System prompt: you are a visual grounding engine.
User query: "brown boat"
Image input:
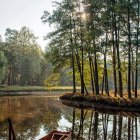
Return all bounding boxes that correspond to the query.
[39,130,71,140]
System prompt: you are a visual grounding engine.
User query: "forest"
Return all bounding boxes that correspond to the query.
[41,0,140,99]
[0,27,46,86]
[0,1,140,139]
[0,27,72,87]
[0,0,140,99]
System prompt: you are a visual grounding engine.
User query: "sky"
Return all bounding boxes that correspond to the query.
[0,0,57,50]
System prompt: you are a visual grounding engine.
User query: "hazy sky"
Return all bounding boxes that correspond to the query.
[0,0,57,50]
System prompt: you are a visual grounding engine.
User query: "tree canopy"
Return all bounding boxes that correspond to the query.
[0,27,47,86]
[42,0,140,98]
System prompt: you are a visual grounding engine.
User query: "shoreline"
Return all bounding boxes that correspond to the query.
[61,99,140,112]
[0,91,64,97]
[0,86,73,96]
[60,93,140,113]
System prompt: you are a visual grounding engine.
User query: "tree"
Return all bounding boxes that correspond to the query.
[135,0,140,98]
[0,51,7,85]
[42,0,139,97]
[2,27,44,85]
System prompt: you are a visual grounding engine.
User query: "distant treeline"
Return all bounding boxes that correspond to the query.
[0,27,46,86]
[0,27,72,86]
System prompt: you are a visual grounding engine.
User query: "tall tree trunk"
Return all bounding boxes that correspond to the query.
[127,0,132,99]
[80,24,84,95]
[94,51,99,95]
[101,73,105,95]
[112,25,117,96]
[113,0,123,97]
[131,52,134,92]
[89,54,95,93]
[93,35,99,95]
[73,15,83,94]
[86,23,95,94]
[72,43,76,93]
[78,0,84,94]
[81,44,84,94]
[117,25,123,97]
[104,32,109,96]
[69,15,76,93]
[135,0,139,98]
[75,49,88,95]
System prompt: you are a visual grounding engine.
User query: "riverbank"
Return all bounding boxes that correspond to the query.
[0,86,77,92]
[60,92,140,112]
[0,86,74,96]
[0,91,64,97]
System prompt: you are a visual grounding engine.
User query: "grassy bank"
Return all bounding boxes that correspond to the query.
[0,86,80,92]
[0,86,77,96]
[0,86,47,92]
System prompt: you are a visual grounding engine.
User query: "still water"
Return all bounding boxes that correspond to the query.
[0,95,140,140]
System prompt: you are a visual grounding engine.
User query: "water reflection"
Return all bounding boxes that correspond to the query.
[71,108,140,140]
[0,96,140,140]
[0,96,72,140]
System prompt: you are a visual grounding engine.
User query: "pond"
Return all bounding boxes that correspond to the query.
[0,95,140,140]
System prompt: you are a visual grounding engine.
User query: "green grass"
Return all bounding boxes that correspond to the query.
[0,86,46,92]
[48,86,81,90]
[0,85,80,92]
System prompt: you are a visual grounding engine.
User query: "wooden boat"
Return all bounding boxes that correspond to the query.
[39,130,71,140]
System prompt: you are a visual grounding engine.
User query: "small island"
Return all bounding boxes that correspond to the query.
[60,92,140,112]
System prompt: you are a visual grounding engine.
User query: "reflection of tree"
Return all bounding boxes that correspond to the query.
[102,113,109,140]
[1,97,140,139]
[112,115,117,140]
[71,108,140,140]
[0,121,8,140]
[15,117,41,140]
[135,118,138,140]
[42,110,61,132]
[118,116,122,140]
[93,112,99,140]
[72,108,76,140]
[128,118,131,140]
[0,96,70,140]
[88,111,93,140]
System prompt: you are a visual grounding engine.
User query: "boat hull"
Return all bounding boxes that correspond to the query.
[39,130,71,140]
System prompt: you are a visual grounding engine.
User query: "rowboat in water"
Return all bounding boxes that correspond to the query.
[39,130,71,140]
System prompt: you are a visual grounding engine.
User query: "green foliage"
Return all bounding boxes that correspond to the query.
[42,0,140,97]
[0,51,7,68]
[0,51,7,84]
[1,26,45,86]
[0,86,46,92]
[44,73,60,89]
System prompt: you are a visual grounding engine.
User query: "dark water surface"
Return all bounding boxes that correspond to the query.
[0,95,140,140]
